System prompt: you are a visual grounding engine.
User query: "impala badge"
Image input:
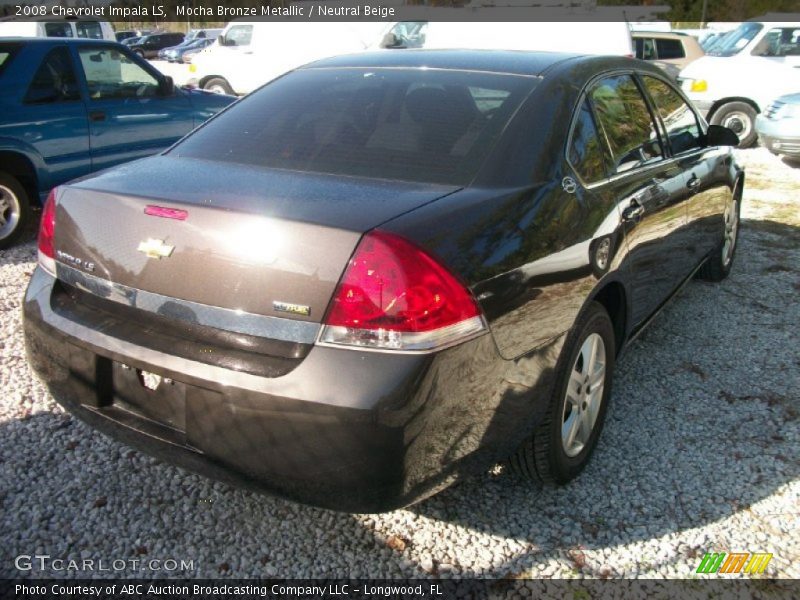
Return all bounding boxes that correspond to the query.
[137,238,174,259]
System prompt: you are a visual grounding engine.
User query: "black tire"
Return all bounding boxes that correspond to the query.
[203,77,234,95]
[510,302,615,485]
[697,192,741,282]
[710,102,758,148]
[0,171,31,250]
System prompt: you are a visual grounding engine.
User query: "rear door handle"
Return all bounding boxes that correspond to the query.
[622,199,645,222]
[687,174,701,191]
[89,111,106,122]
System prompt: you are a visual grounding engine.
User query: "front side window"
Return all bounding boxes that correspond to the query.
[656,38,685,60]
[44,23,73,38]
[0,43,19,76]
[171,67,536,186]
[642,76,702,154]
[222,25,253,47]
[752,27,800,57]
[76,21,103,39]
[590,75,662,173]
[78,47,159,100]
[25,47,80,104]
[568,99,609,183]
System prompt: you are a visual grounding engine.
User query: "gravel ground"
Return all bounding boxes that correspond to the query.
[0,148,798,580]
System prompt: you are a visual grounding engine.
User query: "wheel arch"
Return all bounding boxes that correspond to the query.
[589,280,628,358]
[0,149,40,206]
[707,97,761,120]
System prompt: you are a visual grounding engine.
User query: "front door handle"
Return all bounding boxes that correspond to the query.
[622,199,645,222]
[687,174,701,191]
[89,111,106,122]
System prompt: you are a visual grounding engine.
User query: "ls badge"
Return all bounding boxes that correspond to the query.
[137,238,174,259]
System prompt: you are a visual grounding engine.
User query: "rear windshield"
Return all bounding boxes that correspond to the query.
[171,67,536,185]
[0,44,19,76]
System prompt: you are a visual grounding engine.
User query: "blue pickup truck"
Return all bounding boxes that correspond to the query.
[0,38,235,248]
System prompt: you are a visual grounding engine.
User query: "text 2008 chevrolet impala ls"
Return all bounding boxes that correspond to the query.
[23,50,743,512]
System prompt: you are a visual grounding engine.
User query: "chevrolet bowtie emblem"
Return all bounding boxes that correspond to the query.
[137,238,174,259]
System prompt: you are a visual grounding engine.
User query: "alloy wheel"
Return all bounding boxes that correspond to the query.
[562,333,606,458]
[0,184,21,241]
[722,198,739,266]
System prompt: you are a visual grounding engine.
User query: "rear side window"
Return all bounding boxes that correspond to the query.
[0,44,18,76]
[642,76,702,154]
[44,23,73,38]
[171,68,536,186]
[656,38,685,59]
[568,99,608,183]
[24,47,81,104]
[590,75,662,173]
[76,21,103,40]
[635,38,656,60]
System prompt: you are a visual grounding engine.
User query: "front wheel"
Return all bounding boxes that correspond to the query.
[0,172,31,250]
[510,302,615,484]
[203,77,234,95]
[710,102,758,148]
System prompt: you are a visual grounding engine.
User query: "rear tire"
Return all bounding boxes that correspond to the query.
[710,102,758,148]
[510,302,615,485]
[203,77,234,95]
[697,192,741,282]
[0,172,31,250]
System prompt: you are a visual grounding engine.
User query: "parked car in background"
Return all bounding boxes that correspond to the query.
[679,21,800,147]
[121,36,143,47]
[0,18,115,41]
[188,21,379,95]
[160,37,215,62]
[756,93,800,159]
[0,38,235,248]
[186,28,222,41]
[24,50,743,512]
[378,21,634,56]
[128,32,185,59]
[115,31,138,43]
[179,38,215,63]
[633,31,705,69]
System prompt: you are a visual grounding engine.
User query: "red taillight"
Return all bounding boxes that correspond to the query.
[320,230,486,351]
[37,188,57,274]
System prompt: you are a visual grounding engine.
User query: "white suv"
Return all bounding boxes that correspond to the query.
[679,21,800,147]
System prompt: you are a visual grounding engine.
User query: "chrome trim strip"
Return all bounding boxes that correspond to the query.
[55,263,320,344]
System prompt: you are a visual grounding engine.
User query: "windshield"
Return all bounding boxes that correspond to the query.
[171,67,536,186]
[706,23,763,56]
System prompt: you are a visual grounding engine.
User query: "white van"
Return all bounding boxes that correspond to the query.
[188,21,384,95]
[376,22,634,57]
[0,18,115,41]
[679,21,800,147]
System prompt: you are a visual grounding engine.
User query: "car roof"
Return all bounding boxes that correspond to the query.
[304,49,587,77]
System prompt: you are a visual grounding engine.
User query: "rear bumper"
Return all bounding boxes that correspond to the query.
[23,267,563,512]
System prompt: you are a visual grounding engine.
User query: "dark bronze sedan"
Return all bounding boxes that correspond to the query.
[23,50,743,512]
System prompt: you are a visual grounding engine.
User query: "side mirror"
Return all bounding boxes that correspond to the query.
[158,75,175,96]
[705,124,739,147]
[381,32,403,49]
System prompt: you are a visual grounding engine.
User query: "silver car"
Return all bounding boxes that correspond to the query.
[756,94,800,159]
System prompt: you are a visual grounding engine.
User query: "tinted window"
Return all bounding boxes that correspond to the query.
[590,75,662,173]
[635,38,656,60]
[656,38,685,59]
[171,68,535,186]
[78,47,159,99]
[24,47,80,104]
[569,99,608,183]
[44,23,73,38]
[643,76,702,154]
[76,21,103,39]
